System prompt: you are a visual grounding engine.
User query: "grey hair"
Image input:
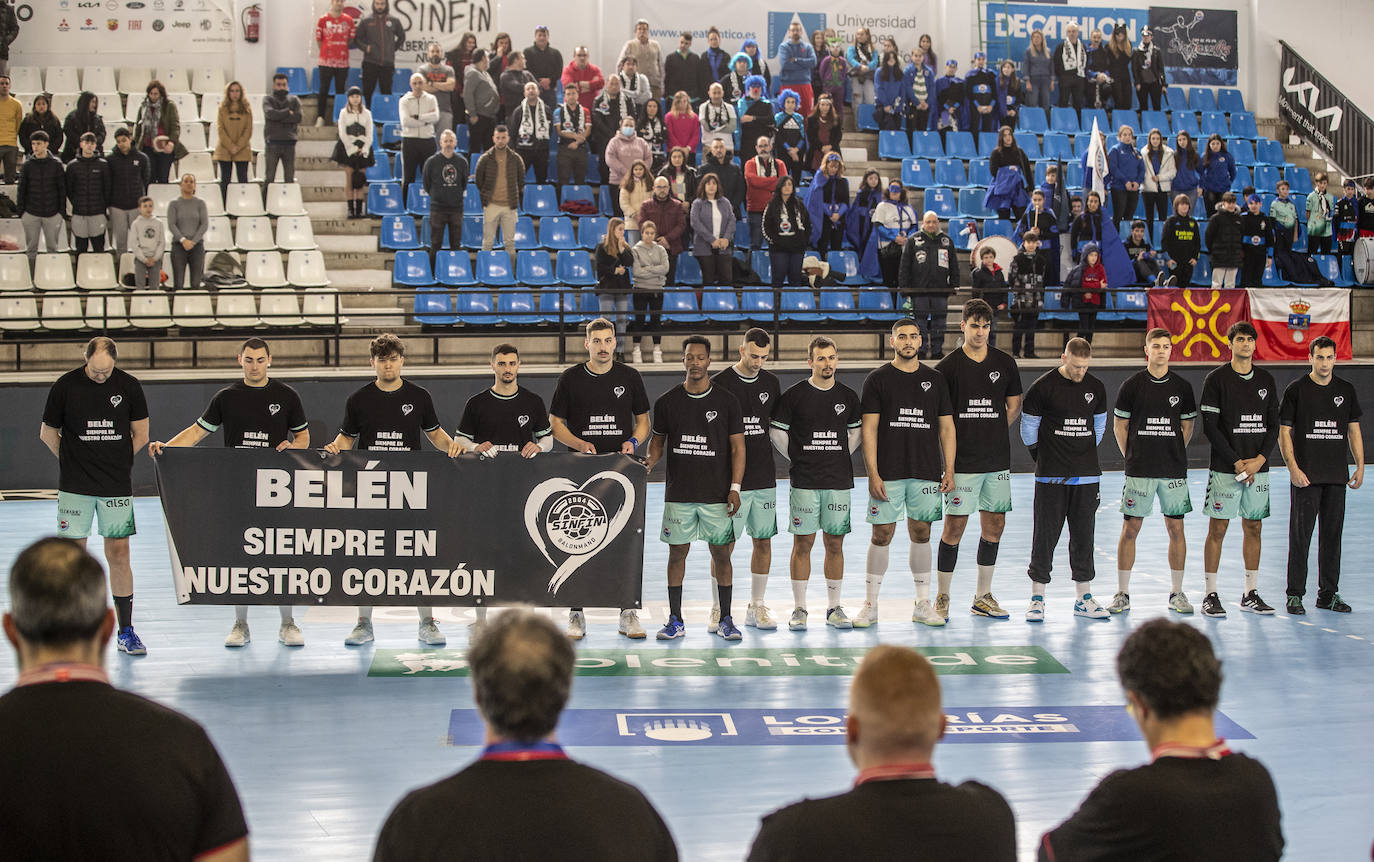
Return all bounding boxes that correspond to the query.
[8,538,109,645]
[468,608,575,742]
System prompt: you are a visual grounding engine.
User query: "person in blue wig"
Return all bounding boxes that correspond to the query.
[737,74,775,159]
[739,38,772,94]
[773,89,807,180]
[807,152,850,250]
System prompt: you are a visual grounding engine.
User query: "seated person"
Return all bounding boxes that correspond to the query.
[1123,219,1163,285]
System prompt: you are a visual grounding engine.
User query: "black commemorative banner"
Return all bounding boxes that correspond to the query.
[1148,7,1237,86]
[154,449,646,607]
[1277,41,1373,182]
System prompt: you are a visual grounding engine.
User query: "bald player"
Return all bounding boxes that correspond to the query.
[747,644,1016,860]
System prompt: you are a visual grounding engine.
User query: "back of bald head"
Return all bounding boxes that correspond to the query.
[850,645,944,756]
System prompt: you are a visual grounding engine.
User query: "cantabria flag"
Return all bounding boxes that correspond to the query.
[1249,288,1352,360]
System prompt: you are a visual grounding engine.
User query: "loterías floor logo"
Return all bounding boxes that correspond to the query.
[524,472,636,594]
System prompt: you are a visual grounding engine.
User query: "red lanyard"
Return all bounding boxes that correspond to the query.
[16,662,109,687]
[1151,739,1231,762]
[480,741,569,762]
[853,762,936,787]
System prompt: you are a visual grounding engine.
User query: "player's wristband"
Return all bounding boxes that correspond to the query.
[628,436,639,449]
[730,483,742,494]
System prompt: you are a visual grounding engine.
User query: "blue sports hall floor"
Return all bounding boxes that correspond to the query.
[1,468,1371,861]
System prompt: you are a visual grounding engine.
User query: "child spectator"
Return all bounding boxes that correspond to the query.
[1017,187,1060,284]
[1010,229,1046,358]
[902,53,935,132]
[1199,134,1236,218]
[1269,179,1298,253]
[1139,128,1175,239]
[1172,130,1202,216]
[127,196,164,289]
[1334,178,1358,260]
[629,220,669,364]
[1238,193,1273,287]
[1123,219,1163,285]
[1070,190,1104,261]
[1204,192,1244,287]
[970,245,1008,345]
[1305,172,1335,256]
[1064,241,1104,342]
[1161,194,1201,286]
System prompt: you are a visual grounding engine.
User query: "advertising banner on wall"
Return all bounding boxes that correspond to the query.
[1147,7,1237,86]
[1277,41,1373,181]
[27,0,232,57]
[156,448,646,607]
[983,4,1148,66]
[321,1,498,69]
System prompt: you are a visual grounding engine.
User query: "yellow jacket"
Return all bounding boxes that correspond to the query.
[0,96,23,148]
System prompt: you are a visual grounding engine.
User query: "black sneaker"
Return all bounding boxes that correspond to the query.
[1286,596,1306,615]
[1201,592,1226,617]
[1316,594,1352,613]
[1240,590,1275,615]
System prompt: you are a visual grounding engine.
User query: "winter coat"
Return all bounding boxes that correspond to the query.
[106,146,150,210]
[903,63,936,113]
[19,107,61,158]
[1131,44,1166,87]
[638,194,687,257]
[603,133,651,186]
[1173,151,1202,193]
[655,164,698,206]
[762,194,811,254]
[595,245,634,293]
[16,154,66,218]
[898,230,959,295]
[664,51,709,102]
[351,6,405,68]
[874,68,906,114]
[630,240,670,292]
[1141,145,1176,193]
[805,171,849,245]
[64,154,111,216]
[463,67,500,120]
[1106,142,1144,191]
[0,2,18,61]
[473,146,525,208]
[60,94,105,162]
[737,96,776,145]
[690,197,736,257]
[1199,150,1237,194]
[1070,210,1104,258]
[743,154,787,213]
[133,97,189,160]
[971,264,1008,310]
[697,153,745,213]
[1064,244,1105,308]
[1204,210,1245,267]
[1010,250,1047,309]
[212,100,254,162]
[1053,39,1088,79]
[590,90,635,152]
[619,181,653,231]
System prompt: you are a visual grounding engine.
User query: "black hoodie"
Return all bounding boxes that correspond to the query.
[1205,208,1244,267]
[65,152,112,216]
[60,92,105,162]
[106,144,151,210]
[697,152,744,212]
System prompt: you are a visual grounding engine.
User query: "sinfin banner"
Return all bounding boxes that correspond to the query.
[1148,7,1238,86]
[155,449,646,607]
[984,5,1147,66]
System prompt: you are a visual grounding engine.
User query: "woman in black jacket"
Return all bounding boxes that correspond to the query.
[1160,193,1201,286]
[656,147,698,207]
[19,94,62,157]
[60,91,106,162]
[595,217,635,356]
[761,176,811,288]
[987,125,1032,219]
[1069,190,1105,261]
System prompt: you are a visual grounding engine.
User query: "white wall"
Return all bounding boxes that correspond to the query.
[1255,0,1374,118]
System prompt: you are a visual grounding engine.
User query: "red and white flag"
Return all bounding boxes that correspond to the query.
[1249,288,1352,360]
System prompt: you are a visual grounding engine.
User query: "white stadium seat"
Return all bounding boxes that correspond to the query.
[148,184,180,219]
[245,251,288,288]
[192,67,227,96]
[167,92,200,123]
[34,254,75,291]
[129,291,174,328]
[8,66,42,95]
[204,216,234,252]
[93,94,123,125]
[172,290,217,327]
[234,216,276,251]
[225,184,266,217]
[75,253,118,291]
[249,123,266,152]
[44,66,81,95]
[174,152,215,183]
[265,183,307,217]
[275,216,317,251]
[118,67,150,95]
[84,292,131,329]
[155,67,191,94]
[302,288,346,326]
[83,66,118,94]
[259,289,305,326]
[287,250,330,287]
[0,294,39,330]
[47,93,78,119]
[193,183,226,218]
[215,290,260,327]
[41,293,86,330]
[201,92,224,122]
[0,218,24,251]
[0,254,33,291]
[179,122,210,154]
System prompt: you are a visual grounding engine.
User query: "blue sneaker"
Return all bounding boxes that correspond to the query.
[656,615,686,640]
[717,615,742,640]
[116,626,147,655]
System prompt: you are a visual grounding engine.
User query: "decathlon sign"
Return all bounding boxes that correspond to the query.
[1278,41,1372,180]
[984,4,1148,65]
[155,448,645,607]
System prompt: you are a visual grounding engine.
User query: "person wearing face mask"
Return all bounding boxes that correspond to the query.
[592,76,636,186]
[604,117,651,189]
[262,72,303,188]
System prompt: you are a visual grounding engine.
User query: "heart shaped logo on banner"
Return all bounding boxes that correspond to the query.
[524,471,636,594]
[109,395,123,407]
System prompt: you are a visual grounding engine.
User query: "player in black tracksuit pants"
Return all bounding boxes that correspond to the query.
[1238,198,1273,287]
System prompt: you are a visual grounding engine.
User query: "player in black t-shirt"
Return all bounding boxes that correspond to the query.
[40,337,150,656]
[712,329,784,631]
[748,644,1016,861]
[324,334,456,648]
[549,318,652,640]
[1278,336,1364,614]
[934,300,1024,622]
[770,336,863,631]
[1039,619,1284,861]
[149,338,310,648]
[0,538,249,861]
[1199,322,1281,618]
[1110,329,1198,616]
[859,318,956,629]
[646,336,746,639]
[1020,337,1110,622]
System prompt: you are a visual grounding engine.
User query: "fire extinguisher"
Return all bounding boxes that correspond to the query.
[241,3,260,43]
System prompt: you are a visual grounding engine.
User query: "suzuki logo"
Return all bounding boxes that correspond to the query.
[1282,66,1343,132]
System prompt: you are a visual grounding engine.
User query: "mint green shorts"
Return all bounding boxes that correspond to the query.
[867,478,944,524]
[731,487,778,540]
[662,501,735,545]
[1121,475,1193,518]
[57,491,137,540]
[943,470,1013,516]
[1204,470,1270,521]
[789,488,852,536]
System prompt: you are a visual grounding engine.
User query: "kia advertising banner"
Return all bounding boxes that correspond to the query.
[1278,41,1374,182]
[1148,7,1238,86]
[155,449,646,607]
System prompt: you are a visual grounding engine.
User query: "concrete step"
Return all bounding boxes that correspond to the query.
[317,233,378,254]
[310,217,375,235]
[302,184,344,202]
[323,250,391,270]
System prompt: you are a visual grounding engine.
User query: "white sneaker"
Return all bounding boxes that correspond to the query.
[826,606,853,629]
[745,602,777,629]
[632,347,643,364]
[224,620,250,648]
[1026,596,1046,623]
[1169,591,1195,614]
[619,609,646,639]
[314,115,325,128]
[707,606,720,634]
[934,592,951,621]
[1107,592,1131,614]
[653,346,663,363]
[418,617,447,645]
[788,607,808,630]
[1073,594,1111,620]
[852,601,879,628]
[278,620,304,647]
[912,599,946,627]
[566,610,586,640]
[344,618,374,645]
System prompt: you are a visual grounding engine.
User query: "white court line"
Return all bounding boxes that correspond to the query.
[1347,635,1364,640]
[1322,628,1339,633]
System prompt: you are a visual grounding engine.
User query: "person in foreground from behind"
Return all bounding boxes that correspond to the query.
[748,644,1016,860]
[1039,619,1283,860]
[373,608,677,861]
[0,538,249,861]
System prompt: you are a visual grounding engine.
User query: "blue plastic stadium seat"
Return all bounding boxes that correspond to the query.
[911,131,944,159]
[379,123,403,148]
[505,216,538,250]
[553,250,596,287]
[371,93,400,124]
[477,250,515,286]
[1255,139,1286,167]
[517,250,557,286]
[1114,288,1148,321]
[393,250,434,287]
[522,184,558,216]
[1110,110,1139,136]
[820,288,861,321]
[367,182,403,217]
[1065,161,1084,189]
[366,152,393,183]
[597,185,615,216]
[405,184,430,216]
[1229,112,1257,139]
[1019,107,1049,133]
[856,104,878,131]
[857,286,899,321]
[1164,86,1187,110]
[1229,166,1251,193]
[827,250,863,283]
[1041,287,1075,321]
[945,132,976,159]
[1285,168,1313,196]
[1051,107,1080,134]
[1253,165,1280,193]
[435,250,477,286]
[983,218,1015,239]
[577,216,608,249]
[741,289,775,321]
[779,288,822,322]
[561,184,596,207]
[1042,132,1073,162]
[948,217,975,250]
[1139,110,1171,136]
[1187,88,1217,113]
[277,67,310,95]
[934,158,966,188]
[495,289,537,325]
[977,132,999,156]
[901,158,934,187]
[1015,131,1043,159]
[460,215,484,249]
[419,216,450,248]
[1217,88,1246,113]
[958,189,995,219]
[462,185,481,212]
[455,287,500,325]
[413,286,457,325]
[1200,112,1229,139]
[878,130,912,160]
[675,252,702,285]
[331,94,349,120]
[1193,254,1212,284]
[925,187,957,218]
[749,251,772,285]
[1034,161,1050,185]
[966,159,992,187]
[662,290,705,323]
[539,216,576,250]
[734,219,751,249]
[537,288,579,324]
[1172,112,1200,139]
[380,215,420,250]
[701,286,745,321]
[1231,140,1256,166]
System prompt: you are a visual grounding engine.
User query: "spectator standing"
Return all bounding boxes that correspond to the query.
[1107,126,1144,229]
[0,74,18,182]
[931,60,966,138]
[847,28,879,108]
[262,73,302,187]
[873,52,906,131]
[903,54,935,133]
[498,51,536,118]
[640,174,686,285]
[592,76,635,186]
[331,86,374,219]
[629,220,668,362]
[18,94,61,159]
[698,82,737,155]
[1064,243,1105,341]
[1085,29,1113,110]
[1017,187,1061,284]
[0,0,17,79]
[1140,128,1175,238]
[697,137,744,215]
[59,92,104,163]
[996,61,1024,128]
[665,90,701,164]
[167,174,208,290]
[106,129,150,253]
[418,42,457,141]
[806,94,843,171]
[777,20,818,116]
[965,52,999,134]
[1070,190,1105,260]
[1132,26,1166,110]
[65,133,110,253]
[1199,134,1235,216]
[314,0,355,127]
[489,32,515,75]
[617,56,652,110]
[1238,194,1273,288]
[807,152,849,251]
[398,73,440,198]
[657,146,698,210]
[1010,229,1046,357]
[464,50,500,156]
[741,39,773,94]
[1334,178,1358,259]
[126,196,163,289]
[701,27,731,85]
[1173,130,1202,216]
[637,97,668,173]
[474,126,524,262]
[762,176,810,289]
[618,160,654,244]
[1205,193,1244,286]
[899,211,959,358]
[15,131,64,268]
[1161,194,1201,286]
[606,115,651,188]
[212,81,253,204]
[988,125,1032,220]
[1053,24,1088,114]
[595,217,635,342]
[351,0,405,108]
[691,173,736,286]
[446,32,478,128]
[133,80,186,184]
[620,20,664,100]
[744,136,787,251]
[1269,180,1298,252]
[870,182,918,292]
[971,246,1009,343]
[509,81,552,185]
[421,130,468,266]
[1306,171,1335,255]
[554,88,590,185]
[1106,26,1134,109]
[817,39,849,121]
[523,26,564,111]
[774,90,806,179]
[561,46,604,115]
[664,33,708,106]
[848,169,883,258]
[721,53,753,103]
[1023,29,1053,111]
[916,34,939,71]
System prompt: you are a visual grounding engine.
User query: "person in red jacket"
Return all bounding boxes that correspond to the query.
[315,0,356,128]
[560,46,604,115]
[743,135,788,253]
[638,175,686,285]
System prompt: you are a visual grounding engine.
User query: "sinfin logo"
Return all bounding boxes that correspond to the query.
[525,472,635,594]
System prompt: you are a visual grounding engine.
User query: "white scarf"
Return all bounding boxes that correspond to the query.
[618,71,640,93]
[855,42,873,64]
[1061,40,1085,75]
[704,101,731,131]
[560,103,585,132]
[752,154,778,177]
[596,91,633,120]
[517,100,550,142]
